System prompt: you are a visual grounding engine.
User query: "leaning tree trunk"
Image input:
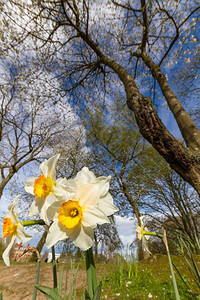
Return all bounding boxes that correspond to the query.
[76,29,200,195]
[29,230,48,262]
[94,232,98,258]
[101,56,200,195]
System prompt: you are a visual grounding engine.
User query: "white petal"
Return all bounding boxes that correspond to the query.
[47,200,65,221]
[40,205,50,225]
[40,194,61,224]
[144,233,150,241]
[142,238,151,254]
[140,216,149,227]
[45,194,58,206]
[4,211,17,226]
[70,224,94,251]
[100,192,113,205]
[40,154,60,180]
[46,220,70,248]
[24,177,36,195]
[82,207,110,228]
[7,195,20,215]
[2,235,16,267]
[136,226,142,240]
[29,197,45,217]
[97,194,119,216]
[75,167,96,186]
[16,223,32,243]
[56,178,77,194]
[53,182,75,201]
[93,176,111,198]
[4,235,12,247]
[56,177,68,185]
[78,183,100,207]
[40,162,48,177]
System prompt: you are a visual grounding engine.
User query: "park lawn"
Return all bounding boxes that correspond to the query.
[0,254,200,299]
[96,254,200,299]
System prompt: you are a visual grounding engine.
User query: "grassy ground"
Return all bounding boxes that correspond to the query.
[0,254,200,299]
[97,254,200,299]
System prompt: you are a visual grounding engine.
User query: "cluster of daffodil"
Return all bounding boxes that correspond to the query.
[136,216,163,254]
[2,154,118,267]
[136,216,151,254]
[136,217,181,300]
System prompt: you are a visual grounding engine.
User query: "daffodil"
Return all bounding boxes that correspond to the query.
[46,167,118,251]
[24,154,68,225]
[136,216,151,254]
[2,195,32,266]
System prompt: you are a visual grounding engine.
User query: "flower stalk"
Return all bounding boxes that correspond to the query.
[22,220,45,227]
[85,247,98,299]
[162,227,181,300]
[143,231,163,239]
[32,260,41,300]
[52,246,58,292]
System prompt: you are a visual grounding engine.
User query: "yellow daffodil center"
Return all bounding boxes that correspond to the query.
[3,217,18,238]
[141,227,144,238]
[34,175,54,199]
[136,225,144,239]
[58,200,83,229]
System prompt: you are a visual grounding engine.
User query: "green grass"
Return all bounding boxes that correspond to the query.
[90,254,200,299]
[100,266,191,299]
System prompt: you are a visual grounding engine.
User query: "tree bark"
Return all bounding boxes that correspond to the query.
[100,56,200,194]
[29,230,48,262]
[66,21,200,194]
[94,232,98,257]
[141,52,200,152]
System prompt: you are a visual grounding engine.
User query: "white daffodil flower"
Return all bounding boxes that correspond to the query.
[2,195,32,266]
[24,154,69,225]
[46,167,118,251]
[136,216,151,254]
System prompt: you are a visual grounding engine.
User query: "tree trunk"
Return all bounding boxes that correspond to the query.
[100,56,200,195]
[94,232,98,257]
[68,23,200,195]
[141,52,200,152]
[29,230,48,262]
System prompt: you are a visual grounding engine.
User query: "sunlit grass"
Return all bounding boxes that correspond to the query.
[84,254,200,299]
[100,265,191,299]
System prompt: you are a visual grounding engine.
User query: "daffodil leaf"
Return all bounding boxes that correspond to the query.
[93,283,102,300]
[84,289,91,300]
[34,285,63,300]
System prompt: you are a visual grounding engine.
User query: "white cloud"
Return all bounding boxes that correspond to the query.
[115,215,137,248]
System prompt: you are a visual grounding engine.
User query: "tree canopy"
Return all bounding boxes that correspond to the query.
[1,0,199,194]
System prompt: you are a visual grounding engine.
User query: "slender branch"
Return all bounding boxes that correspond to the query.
[112,0,142,12]
[140,0,148,53]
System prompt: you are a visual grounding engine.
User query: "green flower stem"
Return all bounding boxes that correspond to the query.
[85,247,98,299]
[167,250,181,300]
[162,228,180,300]
[22,220,45,227]
[32,260,41,300]
[143,231,163,239]
[52,245,58,292]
